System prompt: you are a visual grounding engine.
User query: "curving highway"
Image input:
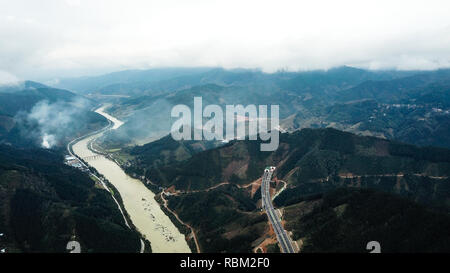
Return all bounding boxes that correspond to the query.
[262,167,295,253]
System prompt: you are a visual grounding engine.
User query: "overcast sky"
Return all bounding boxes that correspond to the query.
[1,0,450,82]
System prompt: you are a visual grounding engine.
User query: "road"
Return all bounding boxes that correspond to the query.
[160,192,201,253]
[67,106,145,253]
[261,167,295,253]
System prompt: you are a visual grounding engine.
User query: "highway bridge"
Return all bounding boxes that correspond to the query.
[262,167,295,253]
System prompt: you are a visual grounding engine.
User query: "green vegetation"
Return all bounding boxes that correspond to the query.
[88,67,450,150]
[3,66,450,253]
[0,144,141,252]
[134,128,450,198]
[284,188,450,252]
[166,184,267,253]
[0,81,108,147]
[123,128,450,252]
[125,133,221,172]
[266,243,281,253]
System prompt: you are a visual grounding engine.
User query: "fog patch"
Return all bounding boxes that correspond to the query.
[0,71,20,86]
[15,97,91,148]
[104,98,175,144]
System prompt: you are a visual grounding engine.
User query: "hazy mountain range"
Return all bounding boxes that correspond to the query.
[1,66,450,252]
[0,81,107,148]
[122,128,450,252]
[51,66,450,149]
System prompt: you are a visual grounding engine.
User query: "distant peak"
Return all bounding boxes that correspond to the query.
[23,80,48,89]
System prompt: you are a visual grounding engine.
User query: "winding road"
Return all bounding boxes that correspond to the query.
[66,107,145,252]
[69,105,191,253]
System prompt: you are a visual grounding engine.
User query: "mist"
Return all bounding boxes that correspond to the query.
[15,97,92,148]
[106,98,176,144]
[0,71,20,85]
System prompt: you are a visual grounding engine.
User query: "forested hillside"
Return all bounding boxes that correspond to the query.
[0,81,108,148]
[131,128,450,198]
[0,145,142,252]
[122,128,450,252]
[283,188,450,252]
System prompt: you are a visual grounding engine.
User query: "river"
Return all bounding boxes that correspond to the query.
[72,106,191,253]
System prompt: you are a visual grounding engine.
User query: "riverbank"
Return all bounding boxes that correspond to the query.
[67,110,148,253]
[71,106,191,253]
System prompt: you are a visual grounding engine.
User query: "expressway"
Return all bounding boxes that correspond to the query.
[261,167,295,253]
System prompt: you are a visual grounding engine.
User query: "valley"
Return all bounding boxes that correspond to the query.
[71,106,191,253]
[3,0,450,261]
[105,126,450,252]
[2,66,450,253]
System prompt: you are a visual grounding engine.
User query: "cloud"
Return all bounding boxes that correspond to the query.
[1,0,450,79]
[0,70,19,85]
[65,0,81,7]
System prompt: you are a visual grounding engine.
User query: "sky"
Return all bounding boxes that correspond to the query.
[1,0,450,82]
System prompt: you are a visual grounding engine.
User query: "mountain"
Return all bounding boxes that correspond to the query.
[132,129,450,200]
[278,66,416,99]
[167,186,450,253]
[89,67,450,151]
[335,69,450,103]
[0,144,142,252]
[55,66,412,97]
[101,82,290,144]
[27,65,450,253]
[97,67,410,145]
[0,81,146,252]
[164,183,266,253]
[0,81,108,148]
[128,128,450,252]
[0,81,77,116]
[314,99,450,148]
[283,188,450,252]
[123,133,221,169]
[279,69,450,148]
[53,67,216,95]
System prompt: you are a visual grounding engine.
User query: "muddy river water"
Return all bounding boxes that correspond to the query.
[72,107,191,253]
